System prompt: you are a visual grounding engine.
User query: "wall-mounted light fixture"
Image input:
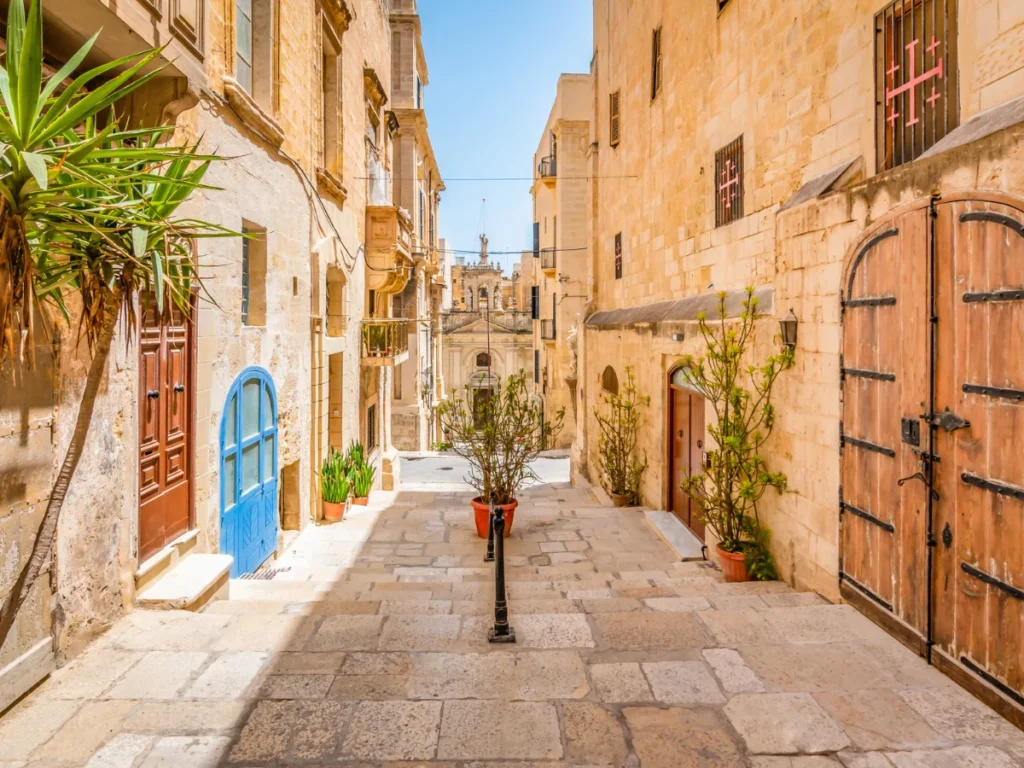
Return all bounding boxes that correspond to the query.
[779,308,799,349]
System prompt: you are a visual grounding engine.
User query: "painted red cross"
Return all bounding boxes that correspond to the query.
[719,160,740,211]
[886,36,944,129]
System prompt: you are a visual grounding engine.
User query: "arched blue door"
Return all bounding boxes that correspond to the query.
[220,367,278,577]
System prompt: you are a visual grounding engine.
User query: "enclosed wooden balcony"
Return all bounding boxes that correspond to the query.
[361,319,412,366]
[541,248,557,275]
[366,206,414,294]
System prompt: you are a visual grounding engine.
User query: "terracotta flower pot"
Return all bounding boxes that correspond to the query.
[610,492,632,507]
[351,496,369,507]
[716,545,750,583]
[323,501,346,523]
[471,497,517,538]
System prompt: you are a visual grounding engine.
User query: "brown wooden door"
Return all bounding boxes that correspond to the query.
[670,386,705,540]
[842,196,1024,723]
[138,293,193,562]
[931,199,1024,710]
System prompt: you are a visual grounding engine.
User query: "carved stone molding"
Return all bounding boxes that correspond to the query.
[223,76,285,148]
[170,0,206,59]
[364,67,388,111]
[316,167,348,206]
[322,0,354,33]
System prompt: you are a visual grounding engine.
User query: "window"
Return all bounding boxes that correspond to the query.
[875,0,958,172]
[241,224,267,326]
[534,350,540,384]
[614,232,623,280]
[533,222,540,258]
[551,292,557,335]
[326,266,347,337]
[367,404,377,451]
[416,76,422,108]
[235,0,274,107]
[601,366,619,395]
[550,131,558,162]
[714,135,744,227]
[476,352,491,368]
[609,91,621,147]
[531,286,539,319]
[320,18,342,175]
[419,190,425,238]
[651,26,663,100]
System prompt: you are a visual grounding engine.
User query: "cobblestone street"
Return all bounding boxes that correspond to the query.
[2,480,1022,767]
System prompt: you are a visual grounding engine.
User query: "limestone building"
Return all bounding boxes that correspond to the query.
[529,74,591,449]
[576,0,1024,722]
[0,0,422,706]
[389,0,446,452]
[449,236,517,312]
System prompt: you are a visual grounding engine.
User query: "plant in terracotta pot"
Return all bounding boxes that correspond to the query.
[439,370,563,537]
[320,448,351,522]
[678,288,793,582]
[594,367,650,506]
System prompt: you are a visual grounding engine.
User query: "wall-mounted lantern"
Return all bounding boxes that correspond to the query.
[779,308,799,349]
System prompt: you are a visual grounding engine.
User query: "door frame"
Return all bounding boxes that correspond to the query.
[663,364,705,528]
[838,189,1024,730]
[136,290,198,564]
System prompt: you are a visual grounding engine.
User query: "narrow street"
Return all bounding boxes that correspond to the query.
[1,463,1021,767]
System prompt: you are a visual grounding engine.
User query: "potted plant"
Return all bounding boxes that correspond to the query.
[320,448,350,522]
[594,367,650,506]
[678,288,793,582]
[439,371,564,537]
[350,463,376,506]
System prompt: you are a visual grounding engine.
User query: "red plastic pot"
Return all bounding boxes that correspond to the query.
[471,497,518,539]
[716,545,751,583]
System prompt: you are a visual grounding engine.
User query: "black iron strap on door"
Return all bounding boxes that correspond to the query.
[961,472,1024,502]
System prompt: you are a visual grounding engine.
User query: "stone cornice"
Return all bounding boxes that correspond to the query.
[392,107,443,188]
[322,0,353,34]
[364,66,389,111]
[222,76,285,148]
[316,167,348,206]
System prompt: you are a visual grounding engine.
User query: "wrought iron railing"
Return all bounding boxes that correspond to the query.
[540,319,556,340]
[538,155,557,179]
[361,318,412,359]
[540,248,556,271]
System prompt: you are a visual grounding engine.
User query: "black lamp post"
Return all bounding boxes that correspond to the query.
[779,308,799,349]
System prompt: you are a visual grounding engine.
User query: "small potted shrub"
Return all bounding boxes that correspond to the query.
[594,367,650,506]
[350,462,376,506]
[320,448,350,522]
[678,288,793,582]
[439,371,563,537]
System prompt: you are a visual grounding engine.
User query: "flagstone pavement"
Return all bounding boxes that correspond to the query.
[2,482,1022,767]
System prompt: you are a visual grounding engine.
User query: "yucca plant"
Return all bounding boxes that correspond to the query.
[351,463,376,500]
[0,0,236,654]
[344,440,366,472]
[320,449,351,504]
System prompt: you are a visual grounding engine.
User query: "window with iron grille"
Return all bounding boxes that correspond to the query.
[651,27,663,100]
[609,91,621,147]
[367,404,377,451]
[875,0,958,173]
[614,232,622,280]
[530,286,540,319]
[714,135,744,227]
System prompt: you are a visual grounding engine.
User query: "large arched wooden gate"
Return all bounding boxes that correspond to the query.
[840,193,1023,726]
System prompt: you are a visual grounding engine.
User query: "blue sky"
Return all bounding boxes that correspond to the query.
[419,0,593,276]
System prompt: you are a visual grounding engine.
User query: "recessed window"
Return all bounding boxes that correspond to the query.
[236,0,274,108]
[241,223,267,327]
[714,135,744,228]
[601,366,619,395]
[476,352,491,368]
[609,91,621,147]
[651,26,663,100]
[320,17,342,176]
[614,232,623,280]
[326,266,347,337]
[367,404,377,451]
[875,0,959,172]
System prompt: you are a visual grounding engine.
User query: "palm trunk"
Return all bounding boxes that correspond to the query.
[0,283,122,655]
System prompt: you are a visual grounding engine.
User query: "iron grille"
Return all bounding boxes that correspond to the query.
[875,0,959,172]
[541,320,556,340]
[714,135,744,228]
[614,232,622,280]
[541,248,557,271]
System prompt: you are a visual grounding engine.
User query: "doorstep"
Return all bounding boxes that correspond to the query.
[136,553,233,612]
[644,510,707,561]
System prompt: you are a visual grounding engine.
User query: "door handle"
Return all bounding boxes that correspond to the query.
[897,471,940,500]
[147,390,160,399]
[174,384,185,393]
[922,408,970,432]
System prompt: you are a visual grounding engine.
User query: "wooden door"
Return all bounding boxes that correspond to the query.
[138,293,193,562]
[840,206,931,645]
[931,199,1024,712]
[670,385,705,540]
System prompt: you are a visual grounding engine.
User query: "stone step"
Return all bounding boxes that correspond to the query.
[136,553,233,611]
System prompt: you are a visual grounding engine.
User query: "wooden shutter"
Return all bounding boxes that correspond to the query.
[533,222,540,258]
[609,91,621,147]
[531,286,539,319]
[652,27,663,99]
[614,232,623,279]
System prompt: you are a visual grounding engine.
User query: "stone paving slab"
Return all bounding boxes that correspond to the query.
[1,484,1021,766]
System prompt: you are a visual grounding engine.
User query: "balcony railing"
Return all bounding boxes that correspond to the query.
[540,248,556,272]
[538,156,557,181]
[540,320,556,341]
[361,318,412,365]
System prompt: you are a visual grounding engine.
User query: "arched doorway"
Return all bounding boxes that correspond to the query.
[220,367,279,577]
[668,366,705,540]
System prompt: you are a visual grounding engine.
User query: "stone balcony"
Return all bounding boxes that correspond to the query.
[366,206,414,294]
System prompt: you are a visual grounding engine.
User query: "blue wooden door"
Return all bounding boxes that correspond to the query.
[220,367,278,577]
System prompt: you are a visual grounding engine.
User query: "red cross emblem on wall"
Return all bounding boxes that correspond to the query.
[886,36,944,129]
[719,160,740,211]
